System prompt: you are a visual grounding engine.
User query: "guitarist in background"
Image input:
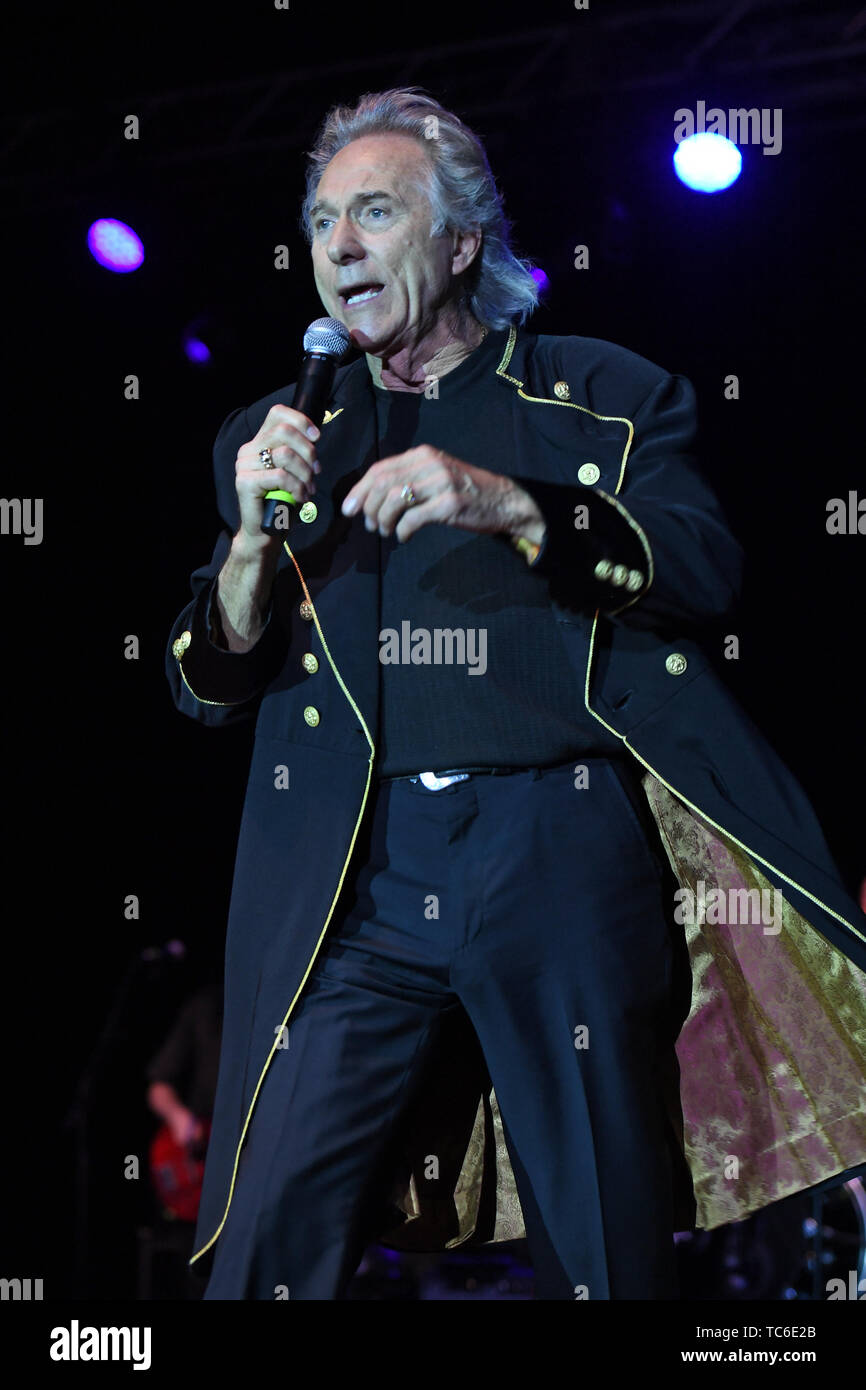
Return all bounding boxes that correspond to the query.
[145,979,223,1225]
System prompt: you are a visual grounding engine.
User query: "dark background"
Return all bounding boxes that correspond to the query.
[1,0,863,1300]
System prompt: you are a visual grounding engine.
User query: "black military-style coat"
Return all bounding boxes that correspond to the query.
[166,325,866,1268]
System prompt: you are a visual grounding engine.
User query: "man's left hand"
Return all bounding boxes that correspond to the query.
[340,445,546,546]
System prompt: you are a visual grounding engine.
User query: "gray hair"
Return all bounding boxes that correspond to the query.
[300,88,539,330]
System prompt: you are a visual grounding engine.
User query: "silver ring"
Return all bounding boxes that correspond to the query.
[400,484,417,507]
[259,448,275,469]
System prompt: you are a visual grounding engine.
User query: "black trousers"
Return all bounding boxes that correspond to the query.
[204,756,693,1300]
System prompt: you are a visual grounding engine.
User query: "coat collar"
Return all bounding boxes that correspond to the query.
[324,324,525,415]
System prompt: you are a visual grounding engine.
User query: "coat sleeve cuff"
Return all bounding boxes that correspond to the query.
[508,475,654,616]
[170,576,283,706]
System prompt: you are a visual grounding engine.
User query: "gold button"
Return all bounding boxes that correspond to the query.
[665,653,688,676]
[302,652,319,674]
[299,600,314,621]
[172,630,191,659]
[611,565,629,587]
[578,463,600,485]
[553,380,570,400]
[299,501,318,524]
[625,569,644,592]
[303,705,320,726]
[594,559,613,581]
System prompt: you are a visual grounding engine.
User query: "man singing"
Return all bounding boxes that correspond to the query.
[167,88,866,1300]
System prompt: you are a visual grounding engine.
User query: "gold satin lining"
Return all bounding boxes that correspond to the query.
[380,775,866,1250]
[643,774,866,1230]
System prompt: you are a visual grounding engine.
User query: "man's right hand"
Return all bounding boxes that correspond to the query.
[234,404,321,551]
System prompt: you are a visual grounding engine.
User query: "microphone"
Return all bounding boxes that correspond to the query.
[261,317,352,537]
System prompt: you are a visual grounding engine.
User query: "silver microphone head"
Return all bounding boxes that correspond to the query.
[304,317,352,358]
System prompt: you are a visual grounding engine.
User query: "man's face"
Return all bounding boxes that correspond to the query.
[310,133,464,355]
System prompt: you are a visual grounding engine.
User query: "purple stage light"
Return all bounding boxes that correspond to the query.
[531,267,550,293]
[87,219,145,272]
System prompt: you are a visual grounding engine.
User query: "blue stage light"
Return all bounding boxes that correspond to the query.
[673,133,742,194]
[183,336,211,364]
[87,218,145,272]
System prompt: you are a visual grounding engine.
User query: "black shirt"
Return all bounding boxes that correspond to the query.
[373,327,625,777]
[145,984,223,1121]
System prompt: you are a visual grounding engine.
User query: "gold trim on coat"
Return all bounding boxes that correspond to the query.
[176,664,236,706]
[495,325,652,616]
[190,541,377,1264]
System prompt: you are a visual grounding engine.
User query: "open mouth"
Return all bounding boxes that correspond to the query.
[340,283,385,307]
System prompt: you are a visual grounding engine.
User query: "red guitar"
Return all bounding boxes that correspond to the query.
[149,1119,211,1222]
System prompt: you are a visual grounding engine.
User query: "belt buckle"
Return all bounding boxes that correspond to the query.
[418,770,470,791]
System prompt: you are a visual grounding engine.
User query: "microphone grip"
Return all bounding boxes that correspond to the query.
[261,352,338,538]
